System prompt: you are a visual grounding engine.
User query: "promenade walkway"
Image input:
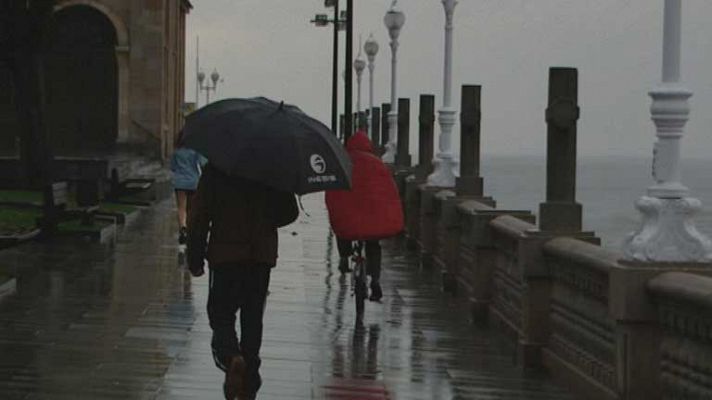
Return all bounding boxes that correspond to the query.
[0,196,573,399]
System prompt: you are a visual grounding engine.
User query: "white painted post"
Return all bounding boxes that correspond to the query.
[365,34,379,139]
[623,0,712,262]
[427,0,458,187]
[382,2,405,163]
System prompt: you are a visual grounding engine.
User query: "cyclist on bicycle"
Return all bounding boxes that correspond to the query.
[326,130,403,302]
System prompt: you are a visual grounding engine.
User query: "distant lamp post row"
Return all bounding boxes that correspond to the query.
[197,68,220,105]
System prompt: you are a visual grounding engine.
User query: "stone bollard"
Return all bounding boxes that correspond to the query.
[417,94,435,180]
[485,68,598,368]
[434,85,494,294]
[380,103,390,151]
[404,95,435,250]
[371,107,381,150]
[395,98,411,169]
[456,85,484,197]
[539,67,585,233]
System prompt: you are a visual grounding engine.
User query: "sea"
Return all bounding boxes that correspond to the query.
[481,156,712,249]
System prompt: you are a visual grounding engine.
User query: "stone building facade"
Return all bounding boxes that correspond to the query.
[0,0,192,160]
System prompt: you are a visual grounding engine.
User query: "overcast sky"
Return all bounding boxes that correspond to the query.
[185,0,712,159]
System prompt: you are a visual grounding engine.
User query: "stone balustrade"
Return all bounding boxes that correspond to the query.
[648,273,712,399]
[401,189,712,399]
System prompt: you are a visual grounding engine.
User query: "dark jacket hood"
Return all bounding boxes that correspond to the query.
[346,130,373,153]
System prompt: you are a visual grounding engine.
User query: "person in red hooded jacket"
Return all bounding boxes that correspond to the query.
[326,130,404,302]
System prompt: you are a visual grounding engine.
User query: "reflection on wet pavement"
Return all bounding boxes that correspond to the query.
[0,196,573,399]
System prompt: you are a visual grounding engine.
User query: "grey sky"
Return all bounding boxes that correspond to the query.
[186,1,712,159]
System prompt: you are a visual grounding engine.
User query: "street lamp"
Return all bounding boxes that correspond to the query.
[382,0,405,163]
[623,0,712,262]
[364,33,379,139]
[197,68,220,104]
[427,0,458,187]
[353,36,366,124]
[311,3,347,136]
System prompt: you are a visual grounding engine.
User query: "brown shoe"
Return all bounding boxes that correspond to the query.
[223,355,248,400]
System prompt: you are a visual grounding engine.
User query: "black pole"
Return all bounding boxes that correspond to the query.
[330,1,339,135]
[344,0,353,142]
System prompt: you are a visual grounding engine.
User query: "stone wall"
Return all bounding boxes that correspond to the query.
[0,0,190,160]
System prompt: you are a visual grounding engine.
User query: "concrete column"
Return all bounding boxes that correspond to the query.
[395,98,411,168]
[380,103,391,149]
[371,107,381,148]
[539,68,582,233]
[623,0,712,262]
[456,85,484,197]
[418,95,435,179]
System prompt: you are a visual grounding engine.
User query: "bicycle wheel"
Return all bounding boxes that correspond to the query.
[354,262,367,318]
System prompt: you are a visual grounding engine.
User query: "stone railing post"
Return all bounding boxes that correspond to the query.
[539,67,583,233]
[381,102,391,150]
[371,107,381,150]
[456,85,484,197]
[404,95,435,250]
[395,97,411,168]
[417,94,435,179]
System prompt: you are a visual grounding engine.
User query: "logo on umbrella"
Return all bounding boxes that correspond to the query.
[310,154,326,174]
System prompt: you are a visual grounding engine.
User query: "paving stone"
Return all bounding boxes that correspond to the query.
[0,195,573,399]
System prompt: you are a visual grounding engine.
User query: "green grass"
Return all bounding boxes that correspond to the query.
[0,190,42,205]
[99,202,138,215]
[0,207,41,235]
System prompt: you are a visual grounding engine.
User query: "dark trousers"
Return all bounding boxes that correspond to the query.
[336,238,382,282]
[208,264,271,397]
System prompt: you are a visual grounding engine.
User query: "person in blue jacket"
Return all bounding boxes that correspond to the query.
[171,135,207,249]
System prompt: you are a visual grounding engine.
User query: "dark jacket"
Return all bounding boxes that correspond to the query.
[187,165,298,268]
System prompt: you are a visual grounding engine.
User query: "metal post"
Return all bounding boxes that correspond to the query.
[344,0,354,142]
[427,0,458,187]
[331,0,339,135]
[623,0,712,262]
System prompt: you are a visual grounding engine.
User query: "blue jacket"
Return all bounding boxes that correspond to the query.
[171,148,208,191]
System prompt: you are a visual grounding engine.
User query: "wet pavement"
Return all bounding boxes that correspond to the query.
[0,195,574,399]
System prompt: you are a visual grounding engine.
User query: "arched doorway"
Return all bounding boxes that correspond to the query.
[45,5,118,154]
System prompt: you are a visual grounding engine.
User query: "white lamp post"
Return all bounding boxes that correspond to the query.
[623,0,712,262]
[427,0,458,187]
[364,34,379,139]
[382,1,405,163]
[354,37,366,124]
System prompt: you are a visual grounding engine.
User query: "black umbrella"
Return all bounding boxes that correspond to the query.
[181,97,351,195]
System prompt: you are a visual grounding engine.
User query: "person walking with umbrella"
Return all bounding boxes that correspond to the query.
[183,98,351,400]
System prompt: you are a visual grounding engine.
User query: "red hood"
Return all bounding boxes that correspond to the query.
[346,131,373,153]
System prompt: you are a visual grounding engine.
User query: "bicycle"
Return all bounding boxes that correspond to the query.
[350,241,368,320]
